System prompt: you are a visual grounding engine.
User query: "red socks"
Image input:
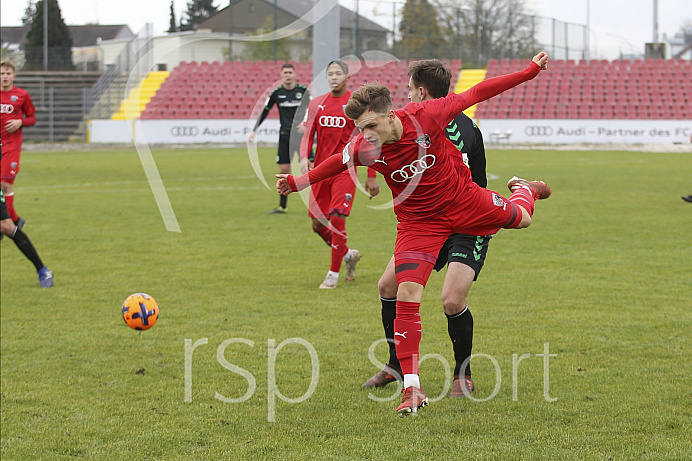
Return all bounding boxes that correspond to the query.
[314,226,333,246]
[5,192,18,222]
[394,301,422,375]
[508,186,535,217]
[329,216,349,273]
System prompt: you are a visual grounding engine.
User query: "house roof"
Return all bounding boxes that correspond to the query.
[0,26,28,46]
[200,0,389,33]
[68,25,135,47]
[274,0,388,32]
[1,24,134,48]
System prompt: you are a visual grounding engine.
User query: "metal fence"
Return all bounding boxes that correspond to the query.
[89,24,155,120]
[340,0,588,65]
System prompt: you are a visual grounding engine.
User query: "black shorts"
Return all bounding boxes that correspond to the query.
[433,233,492,280]
[0,190,8,221]
[276,132,302,165]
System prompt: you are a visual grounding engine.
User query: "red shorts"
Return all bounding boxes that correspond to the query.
[308,171,356,220]
[0,147,20,183]
[394,186,519,285]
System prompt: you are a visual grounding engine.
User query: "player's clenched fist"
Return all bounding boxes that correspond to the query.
[276,174,292,195]
[533,52,549,70]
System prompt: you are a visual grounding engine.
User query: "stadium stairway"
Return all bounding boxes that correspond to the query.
[111,71,169,120]
[453,69,487,118]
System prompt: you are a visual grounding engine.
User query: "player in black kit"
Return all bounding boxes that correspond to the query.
[248,63,310,214]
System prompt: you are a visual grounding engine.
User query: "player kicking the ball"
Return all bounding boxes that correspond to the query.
[277,52,551,416]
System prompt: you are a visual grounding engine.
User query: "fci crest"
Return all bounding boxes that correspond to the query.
[415,134,431,148]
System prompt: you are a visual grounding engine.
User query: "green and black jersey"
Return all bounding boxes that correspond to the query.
[445,113,487,188]
[253,84,310,136]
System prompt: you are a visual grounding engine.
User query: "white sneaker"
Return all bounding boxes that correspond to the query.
[319,273,338,289]
[344,249,361,282]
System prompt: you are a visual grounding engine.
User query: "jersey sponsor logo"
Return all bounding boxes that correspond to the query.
[170,126,199,137]
[390,154,436,183]
[0,104,14,114]
[319,115,347,128]
[415,134,431,148]
[278,101,302,107]
[524,126,553,136]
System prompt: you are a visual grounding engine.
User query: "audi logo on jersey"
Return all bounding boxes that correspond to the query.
[171,126,200,137]
[0,104,14,114]
[319,116,347,128]
[390,154,436,182]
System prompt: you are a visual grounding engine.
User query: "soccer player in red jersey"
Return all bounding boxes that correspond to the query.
[1,60,36,229]
[363,59,491,397]
[277,52,551,416]
[299,60,379,289]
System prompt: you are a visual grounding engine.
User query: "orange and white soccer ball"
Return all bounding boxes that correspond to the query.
[122,293,159,330]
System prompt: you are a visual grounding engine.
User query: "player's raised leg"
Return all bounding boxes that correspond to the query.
[503,177,552,229]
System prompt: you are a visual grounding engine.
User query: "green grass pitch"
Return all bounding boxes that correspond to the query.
[1,145,691,460]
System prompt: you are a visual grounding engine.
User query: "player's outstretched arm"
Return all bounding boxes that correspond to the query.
[276,153,349,195]
[428,52,548,124]
[463,52,548,105]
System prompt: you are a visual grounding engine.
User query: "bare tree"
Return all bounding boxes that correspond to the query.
[434,0,540,67]
[22,0,37,25]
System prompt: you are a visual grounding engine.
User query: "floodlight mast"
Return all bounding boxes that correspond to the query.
[43,0,48,71]
[653,0,659,42]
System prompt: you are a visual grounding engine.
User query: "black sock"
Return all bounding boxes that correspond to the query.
[447,306,473,377]
[280,194,287,209]
[10,228,44,271]
[380,297,399,368]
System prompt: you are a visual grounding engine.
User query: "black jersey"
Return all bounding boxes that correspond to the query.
[444,113,487,188]
[253,84,310,136]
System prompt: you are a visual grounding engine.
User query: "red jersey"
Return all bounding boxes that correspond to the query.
[300,91,354,166]
[289,62,542,221]
[1,86,36,149]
